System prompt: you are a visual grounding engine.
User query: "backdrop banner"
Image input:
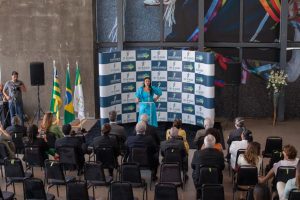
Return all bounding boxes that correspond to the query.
[99,50,215,127]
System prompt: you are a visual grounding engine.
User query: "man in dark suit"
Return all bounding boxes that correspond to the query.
[191,134,225,188]
[125,121,159,181]
[55,124,86,173]
[109,110,126,141]
[5,116,26,136]
[92,123,119,176]
[140,114,160,146]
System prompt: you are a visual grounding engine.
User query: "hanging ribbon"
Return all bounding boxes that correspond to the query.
[259,0,280,22]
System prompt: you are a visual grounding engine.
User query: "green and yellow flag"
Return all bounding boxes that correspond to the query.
[63,64,75,124]
[50,60,62,122]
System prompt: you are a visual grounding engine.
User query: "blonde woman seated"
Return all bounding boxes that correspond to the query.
[166,119,189,154]
[237,141,262,173]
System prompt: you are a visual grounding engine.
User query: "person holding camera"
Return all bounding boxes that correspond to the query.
[3,71,26,126]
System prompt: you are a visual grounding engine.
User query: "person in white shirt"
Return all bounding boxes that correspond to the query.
[259,145,299,199]
[237,141,262,173]
[229,129,253,169]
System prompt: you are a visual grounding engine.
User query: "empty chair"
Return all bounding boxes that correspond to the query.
[233,165,258,200]
[66,181,93,200]
[84,162,112,199]
[109,182,134,200]
[23,177,55,200]
[0,187,14,200]
[262,136,282,158]
[0,143,10,177]
[201,184,225,200]
[120,163,147,200]
[154,183,178,200]
[159,163,183,189]
[44,160,75,197]
[289,189,300,200]
[4,158,33,193]
[24,146,45,176]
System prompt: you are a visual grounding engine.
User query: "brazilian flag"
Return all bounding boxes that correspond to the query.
[64,66,75,124]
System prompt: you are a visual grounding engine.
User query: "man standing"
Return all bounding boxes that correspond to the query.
[3,71,26,126]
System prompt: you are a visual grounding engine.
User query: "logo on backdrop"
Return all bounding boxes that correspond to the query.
[167,71,182,82]
[167,81,182,93]
[122,103,136,113]
[151,61,167,71]
[182,82,195,94]
[121,51,136,61]
[136,50,151,60]
[152,71,167,82]
[182,62,194,72]
[122,83,136,93]
[168,113,182,121]
[168,102,182,113]
[182,93,195,104]
[182,104,195,115]
[168,61,182,71]
[122,72,136,83]
[121,62,136,72]
[156,102,167,112]
[152,81,167,91]
[168,50,182,60]
[136,61,151,71]
[167,92,182,103]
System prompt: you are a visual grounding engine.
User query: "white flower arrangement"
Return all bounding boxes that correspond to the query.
[266,69,288,94]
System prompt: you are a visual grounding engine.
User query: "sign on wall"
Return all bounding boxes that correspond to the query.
[99,50,215,127]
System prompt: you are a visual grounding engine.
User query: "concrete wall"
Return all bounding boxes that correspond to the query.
[0,0,95,119]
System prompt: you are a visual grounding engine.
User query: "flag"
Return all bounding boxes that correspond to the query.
[50,60,62,122]
[73,62,85,120]
[64,65,75,124]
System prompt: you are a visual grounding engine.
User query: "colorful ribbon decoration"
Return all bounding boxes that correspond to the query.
[259,0,280,22]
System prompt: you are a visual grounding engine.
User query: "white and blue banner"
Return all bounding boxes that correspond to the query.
[99,50,215,127]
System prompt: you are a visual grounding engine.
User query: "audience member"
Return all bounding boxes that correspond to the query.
[0,83,10,129]
[281,161,300,200]
[0,123,15,158]
[92,123,119,176]
[161,127,188,175]
[253,184,271,200]
[108,110,126,141]
[259,145,299,196]
[40,112,63,139]
[193,117,214,148]
[227,117,247,146]
[140,114,160,146]
[55,124,86,173]
[229,129,253,169]
[25,124,49,161]
[125,121,159,181]
[5,116,26,136]
[237,141,262,173]
[191,134,225,186]
[203,128,223,152]
[166,119,189,154]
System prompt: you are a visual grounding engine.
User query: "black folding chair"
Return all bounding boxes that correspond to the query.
[154,183,178,200]
[289,189,300,200]
[275,166,296,184]
[23,177,55,200]
[233,165,258,200]
[159,163,183,189]
[265,150,283,175]
[66,181,93,200]
[262,136,282,158]
[24,146,45,176]
[0,143,10,177]
[57,146,81,174]
[84,162,112,199]
[95,146,118,178]
[0,186,15,200]
[4,158,32,193]
[11,132,25,155]
[195,166,219,199]
[232,149,246,182]
[44,159,75,197]
[202,184,225,200]
[120,163,147,200]
[109,181,134,200]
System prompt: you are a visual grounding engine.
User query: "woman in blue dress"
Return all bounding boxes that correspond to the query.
[135,77,162,127]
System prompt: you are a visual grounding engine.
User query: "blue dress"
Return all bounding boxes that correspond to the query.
[136,86,162,127]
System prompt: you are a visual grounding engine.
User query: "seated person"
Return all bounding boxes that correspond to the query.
[5,116,26,136]
[92,123,119,176]
[202,128,223,152]
[161,127,188,173]
[237,141,262,173]
[25,124,49,161]
[191,134,225,186]
[194,117,214,148]
[125,121,159,181]
[259,145,299,196]
[166,119,189,154]
[0,123,15,158]
[229,129,253,169]
[281,161,300,200]
[55,124,86,173]
[141,114,160,147]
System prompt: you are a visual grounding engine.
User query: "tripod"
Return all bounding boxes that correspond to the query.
[32,85,44,126]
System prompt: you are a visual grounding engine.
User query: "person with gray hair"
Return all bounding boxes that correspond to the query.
[194,117,214,148]
[191,134,225,196]
[5,115,26,136]
[125,121,159,181]
[108,110,126,149]
[140,114,160,146]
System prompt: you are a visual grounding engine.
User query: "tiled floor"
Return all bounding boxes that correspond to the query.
[1,118,300,199]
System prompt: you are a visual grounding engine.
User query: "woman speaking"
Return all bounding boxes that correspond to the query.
[135,77,162,127]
